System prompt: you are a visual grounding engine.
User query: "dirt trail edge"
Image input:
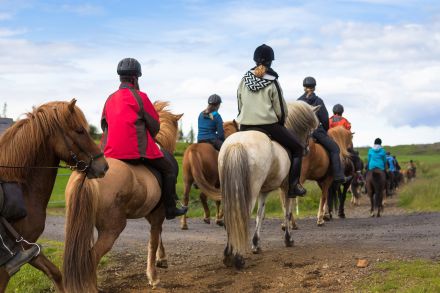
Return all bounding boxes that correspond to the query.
[43,196,440,292]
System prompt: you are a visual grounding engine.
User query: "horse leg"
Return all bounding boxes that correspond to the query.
[251,193,268,254]
[338,184,348,218]
[200,193,211,224]
[146,212,165,288]
[155,233,168,268]
[180,177,192,230]
[326,185,334,220]
[317,180,331,226]
[29,253,65,292]
[215,200,224,226]
[281,190,294,247]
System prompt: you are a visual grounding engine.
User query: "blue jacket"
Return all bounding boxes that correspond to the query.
[386,155,396,172]
[367,145,387,171]
[197,111,224,142]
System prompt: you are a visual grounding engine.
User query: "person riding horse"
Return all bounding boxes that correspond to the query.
[236,44,306,198]
[386,151,396,195]
[298,79,350,184]
[0,186,40,276]
[101,57,187,219]
[197,94,225,151]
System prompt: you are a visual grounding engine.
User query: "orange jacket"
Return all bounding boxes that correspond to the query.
[329,115,351,130]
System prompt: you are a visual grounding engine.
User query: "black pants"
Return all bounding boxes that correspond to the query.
[313,130,344,179]
[240,123,303,157]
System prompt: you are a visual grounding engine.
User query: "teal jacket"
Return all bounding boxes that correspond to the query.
[367,145,387,171]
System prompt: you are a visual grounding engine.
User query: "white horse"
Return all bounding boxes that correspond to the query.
[219,101,318,269]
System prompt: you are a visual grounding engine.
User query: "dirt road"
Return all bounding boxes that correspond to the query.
[43,195,440,292]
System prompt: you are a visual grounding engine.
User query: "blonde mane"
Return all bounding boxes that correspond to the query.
[285,101,319,144]
[328,126,352,163]
[0,101,88,181]
[154,101,182,154]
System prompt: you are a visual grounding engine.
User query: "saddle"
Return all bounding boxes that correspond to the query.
[0,182,27,222]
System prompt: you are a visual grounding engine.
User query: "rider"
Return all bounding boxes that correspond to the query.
[101,57,187,220]
[0,190,41,276]
[329,104,351,130]
[197,94,225,151]
[298,78,350,184]
[329,103,362,173]
[236,44,306,198]
[386,151,396,194]
[367,138,387,172]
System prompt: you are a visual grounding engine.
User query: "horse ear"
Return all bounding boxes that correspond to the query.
[175,113,183,121]
[68,98,77,113]
[313,105,321,113]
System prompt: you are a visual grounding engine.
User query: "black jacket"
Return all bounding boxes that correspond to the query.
[298,92,329,133]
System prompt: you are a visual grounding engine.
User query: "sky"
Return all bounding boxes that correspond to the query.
[0,0,439,147]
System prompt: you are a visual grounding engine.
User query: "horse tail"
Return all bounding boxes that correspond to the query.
[221,143,251,256]
[63,172,98,293]
[188,148,222,201]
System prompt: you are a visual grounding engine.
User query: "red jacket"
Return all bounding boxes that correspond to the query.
[329,115,351,130]
[101,82,163,159]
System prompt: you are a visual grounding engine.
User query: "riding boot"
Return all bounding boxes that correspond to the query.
[0,221,40,276]
[162,174,188,220]
[287,157,306,198]
[330,152,352,184]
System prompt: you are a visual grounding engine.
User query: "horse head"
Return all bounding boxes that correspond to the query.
[154,101,182,154]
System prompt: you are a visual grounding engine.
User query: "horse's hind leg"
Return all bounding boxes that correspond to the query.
[215,200,224,226]
[251,192,268,253]
[146,212,165,288]
[200,193,211,224]
[155,234,167,268]
[181,176,192,230]
[281,190,294,247]
[29,254,65,292]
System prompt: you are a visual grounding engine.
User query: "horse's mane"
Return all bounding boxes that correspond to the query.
[0,101,88,181]
[285,101,319,144]
[223,120,239,138]
[154,101,181,154]
[328,126,352,163]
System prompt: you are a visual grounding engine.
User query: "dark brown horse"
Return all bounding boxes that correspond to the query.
[0,99,108,292]
[366,168,387,217]
[180,120,238,230]
[281,125,353,226]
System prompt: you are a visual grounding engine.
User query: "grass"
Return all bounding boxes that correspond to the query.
[6,239,63,293]
[356,260,440,292]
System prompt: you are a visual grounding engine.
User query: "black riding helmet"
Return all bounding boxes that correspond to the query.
[303,76,316,88]
[253,44,275,65]
[333,104,344,115]
[117,58,142,77]
[374,138,382,145]
[208,94,222,105]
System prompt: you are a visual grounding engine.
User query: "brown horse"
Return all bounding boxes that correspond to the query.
[281,125,352,226]
[0,99,108,292]
[63,101,182,292]
[366,169,386,217]
[180,120,238,230]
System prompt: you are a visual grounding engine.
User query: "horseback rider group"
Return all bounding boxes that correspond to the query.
[1,44,363,275]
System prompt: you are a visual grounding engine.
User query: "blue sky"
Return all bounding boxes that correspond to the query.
[0,0,439,146]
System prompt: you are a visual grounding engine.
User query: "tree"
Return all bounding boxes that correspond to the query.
[186,125,195,144]
[178,120,185,142]
[89,124,101,140]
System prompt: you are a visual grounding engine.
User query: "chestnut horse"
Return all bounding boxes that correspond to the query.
[0,99,108,292]
[220,101,318,269]
[281,125,352,226]
[63,101,182,292]
[180,120,238,230]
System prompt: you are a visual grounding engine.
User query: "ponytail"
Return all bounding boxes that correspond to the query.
[254,64,267,78]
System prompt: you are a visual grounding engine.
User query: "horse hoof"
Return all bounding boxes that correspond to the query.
[234,255,245,270]
[338,213,346,219]
[284,238,294,247]
[181,224,188,230]
[216,219,224,227]
[149,279,160,289]
[370,212,375,217]
[223,256,234,267]
[251,246,262,254]
[317,220,325,227]
[281,224,286,231]
[203,218,211,224]
[291,224,299,230]
[156,259,168,268]
[377,213,381,218]
[323,215,331,221]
